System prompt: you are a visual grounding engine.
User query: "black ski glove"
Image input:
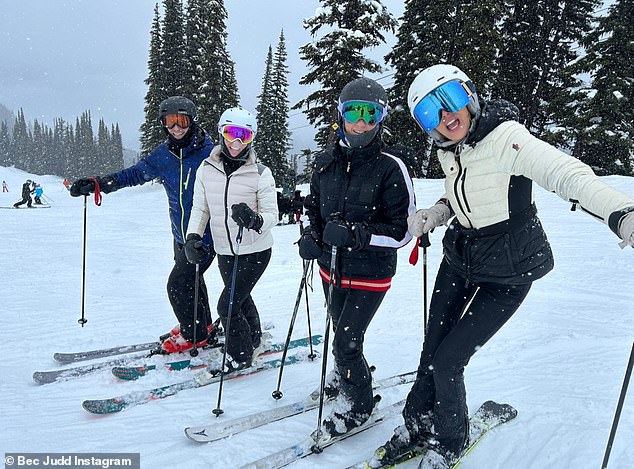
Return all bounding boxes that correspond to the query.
[70,175,119,197]
[184,233,209,264]
[322,220,369,250]
[298,227,322,260]
[231,202,263,231]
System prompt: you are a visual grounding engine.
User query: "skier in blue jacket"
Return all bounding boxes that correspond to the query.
[70,96,216,353]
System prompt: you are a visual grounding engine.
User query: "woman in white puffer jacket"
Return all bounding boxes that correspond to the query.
[185,107,278,369]
[373,64,634,469]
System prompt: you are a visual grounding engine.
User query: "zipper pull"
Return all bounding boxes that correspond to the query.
[346,161,351,173]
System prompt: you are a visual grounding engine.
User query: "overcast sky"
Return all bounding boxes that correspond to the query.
[0,0,404,153]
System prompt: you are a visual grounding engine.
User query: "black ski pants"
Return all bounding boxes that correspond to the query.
[217,248,271,363]
[403,259,531,454]
[167,240,215,342]
[14,196,32,207]
[322,281,387,415]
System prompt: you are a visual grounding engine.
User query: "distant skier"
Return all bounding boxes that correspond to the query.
[372,64,634,469]
[34,184,44,205]
[2,180,8,192]
[62,178,71,191]
[13,179,34,208]
[69,96,217,354]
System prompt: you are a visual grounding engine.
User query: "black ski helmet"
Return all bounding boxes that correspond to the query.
[158,96,197,123]
[337,77,388,148]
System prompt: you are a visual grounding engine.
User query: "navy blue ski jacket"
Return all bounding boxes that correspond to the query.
[109,129,214,247]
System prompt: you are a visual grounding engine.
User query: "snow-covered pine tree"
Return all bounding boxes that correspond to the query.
[386,0,504,178]
[161,0,186,97]
[493,0,599,136]
[568,0,634,176]
[0,122,11,168]
[295,0,397,148]
[12,110,29,174]
[270,31,292,186]
[185,0,239,136]
[140,4,166,156]
[255,46,276,174]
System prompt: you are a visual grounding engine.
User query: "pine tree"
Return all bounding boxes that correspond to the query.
[161,0,187,97]
[0,121,10,167]
[140,4,166,156]
[255,32,292,187]
[569,0,634,176]
[12,109,29,173]
[185,0,239,135]
[493,0,599,134]
[386,0,505,178]
[295,0,397,148]
[255,46,276,173]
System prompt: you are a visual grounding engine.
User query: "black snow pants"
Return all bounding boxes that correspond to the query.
[167,240,215,342]
[217,248,271,363]
[403,259,531,454]
[322,282,387,416]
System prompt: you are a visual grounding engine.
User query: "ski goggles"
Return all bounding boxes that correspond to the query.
[221,125,255,144]
[412,80,474,132]
[338,100,386,125]
[162,113,192,129]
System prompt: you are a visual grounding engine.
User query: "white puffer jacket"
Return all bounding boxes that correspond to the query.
[438,120,634,230]
[187,146,278,256]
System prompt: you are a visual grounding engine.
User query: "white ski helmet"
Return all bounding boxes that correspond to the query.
[407,64,480,142]
[218,107,258,161]
[218,107,258,135]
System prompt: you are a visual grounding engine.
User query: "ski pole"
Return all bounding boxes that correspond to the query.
[78,194,89,327]
[213,226,244,417]
[420,233,431,332]
[304,260,317,360]
[190,263,201,358]
[313,245,338,451]
[272,259,313,400]
[601,341,634,469]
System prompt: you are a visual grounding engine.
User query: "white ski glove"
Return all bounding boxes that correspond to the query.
[618,212,634,249]
[408,202,451,237]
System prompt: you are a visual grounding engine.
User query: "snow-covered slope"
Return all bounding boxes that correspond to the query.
[1,166,632,468]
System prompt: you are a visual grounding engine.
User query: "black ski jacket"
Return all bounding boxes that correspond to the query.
[304,139,415,280]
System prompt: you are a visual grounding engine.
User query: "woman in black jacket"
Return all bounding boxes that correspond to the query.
[299,77,415,438]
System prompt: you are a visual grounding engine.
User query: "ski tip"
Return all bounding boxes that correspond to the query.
[111,366,146,381]
[82,398,126,415]
[52,353,73,364]
[184,427,210,443]
[32,371,54,385]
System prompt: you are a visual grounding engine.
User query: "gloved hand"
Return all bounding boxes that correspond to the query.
[184,233,209,264]
[322,220,368,250]
[298,227,322,260]
[70,175,119,197]
[231,202,263,231]
[408,202,451,237]
[618,212,634,249]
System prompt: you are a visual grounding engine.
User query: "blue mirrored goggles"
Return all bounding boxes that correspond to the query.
[412,80,473,132]
[338,100,386,125]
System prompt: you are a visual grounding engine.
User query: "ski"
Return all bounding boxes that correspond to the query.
[238,399,407,469]
[112,334,322,380]
[185,371,416,443]
[53,341,162,364]
[34,335,321,385]
[82,354,308,415]
[0,205,51,209]
[33,341,225,385]
[348,400,518,469]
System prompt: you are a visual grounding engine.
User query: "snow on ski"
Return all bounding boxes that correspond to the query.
[238,399,407,469]
[35,341,225,384]
[112,335,323,381]
[185,371,416,444]
[347,400,518,469]
[53,341,162,364]
[82,354,309,415]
